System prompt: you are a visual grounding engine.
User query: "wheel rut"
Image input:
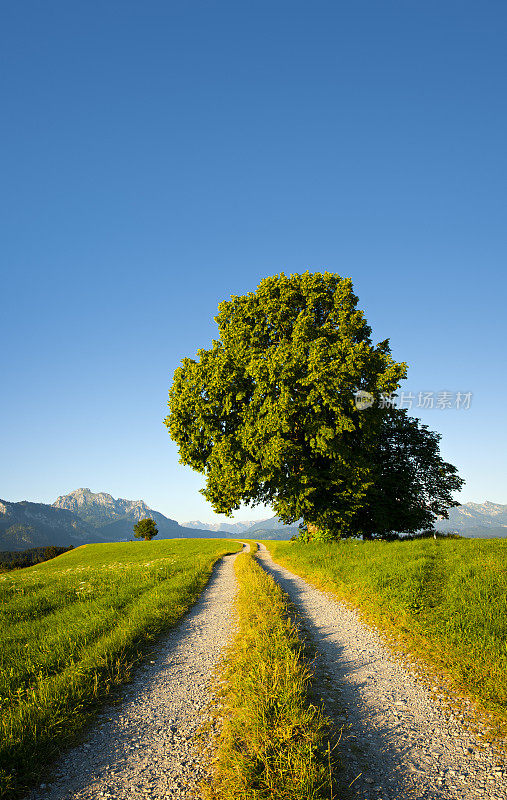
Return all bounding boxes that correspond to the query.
[255,542,507,800]
[25,544,248,800]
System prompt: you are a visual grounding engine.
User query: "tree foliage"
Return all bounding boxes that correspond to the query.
[331,409,464,540]
[133,517,158,541]
[166,272,464,539]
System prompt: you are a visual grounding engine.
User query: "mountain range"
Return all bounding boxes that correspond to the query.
[180,517,299,535]
[0,489,230,550]
[181,519,263,534]
[435,501,507,538]
[0,489,506,550]
[181,516,299,540]
[0,499,92,550]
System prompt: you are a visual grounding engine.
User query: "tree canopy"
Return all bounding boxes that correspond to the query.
[165,271,463,539]
[133,518,158,541]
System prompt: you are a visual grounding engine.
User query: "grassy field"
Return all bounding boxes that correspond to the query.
[265,537,507,731]
[205,546,336,800]
[0,538,242,798]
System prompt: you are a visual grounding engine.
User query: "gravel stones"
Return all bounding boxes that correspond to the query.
[256,543,507,800]
[25,547,245,800]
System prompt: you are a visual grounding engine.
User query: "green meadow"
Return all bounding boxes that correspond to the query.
[265,537,507,730]
[0,538,242,797]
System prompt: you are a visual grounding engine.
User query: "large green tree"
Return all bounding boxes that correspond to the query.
[167,271,436,538]
[166,272,464,538]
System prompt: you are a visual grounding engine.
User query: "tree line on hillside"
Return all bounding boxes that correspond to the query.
[0,545,74,571]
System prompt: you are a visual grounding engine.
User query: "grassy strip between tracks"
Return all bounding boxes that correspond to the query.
[0,539,242,799]
[266,538,507,735]
[204,547,337,800]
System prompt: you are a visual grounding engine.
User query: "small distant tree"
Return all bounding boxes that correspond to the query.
[133,518,158,541]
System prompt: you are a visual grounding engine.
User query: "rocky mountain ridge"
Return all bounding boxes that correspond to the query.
[53,488,172,527]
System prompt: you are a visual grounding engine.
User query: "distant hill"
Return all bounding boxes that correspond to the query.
[248,527,298,540]
[246,504,507,539]
[0,499,98,550]
[181,516,299,538]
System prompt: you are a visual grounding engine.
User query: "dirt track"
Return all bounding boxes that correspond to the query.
[256,542,506,800]
[25,540,506,800]
[26,545,247,800]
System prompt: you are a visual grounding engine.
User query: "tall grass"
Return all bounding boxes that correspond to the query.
[204,550,336,800]
[0,539,241,798]
[266,538,507,729]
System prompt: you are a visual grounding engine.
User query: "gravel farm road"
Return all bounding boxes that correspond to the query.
[26,544,248,800]
[25,540,506,800]
[256,542,507,800]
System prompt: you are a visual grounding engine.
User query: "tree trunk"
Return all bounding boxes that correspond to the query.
[306,523,322,540]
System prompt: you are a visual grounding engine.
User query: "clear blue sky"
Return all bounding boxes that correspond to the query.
[1,1,506,522]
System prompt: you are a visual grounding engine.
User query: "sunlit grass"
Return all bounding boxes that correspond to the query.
[0,539,242,798]
[204,548,336,800]
[266,537,507,730]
